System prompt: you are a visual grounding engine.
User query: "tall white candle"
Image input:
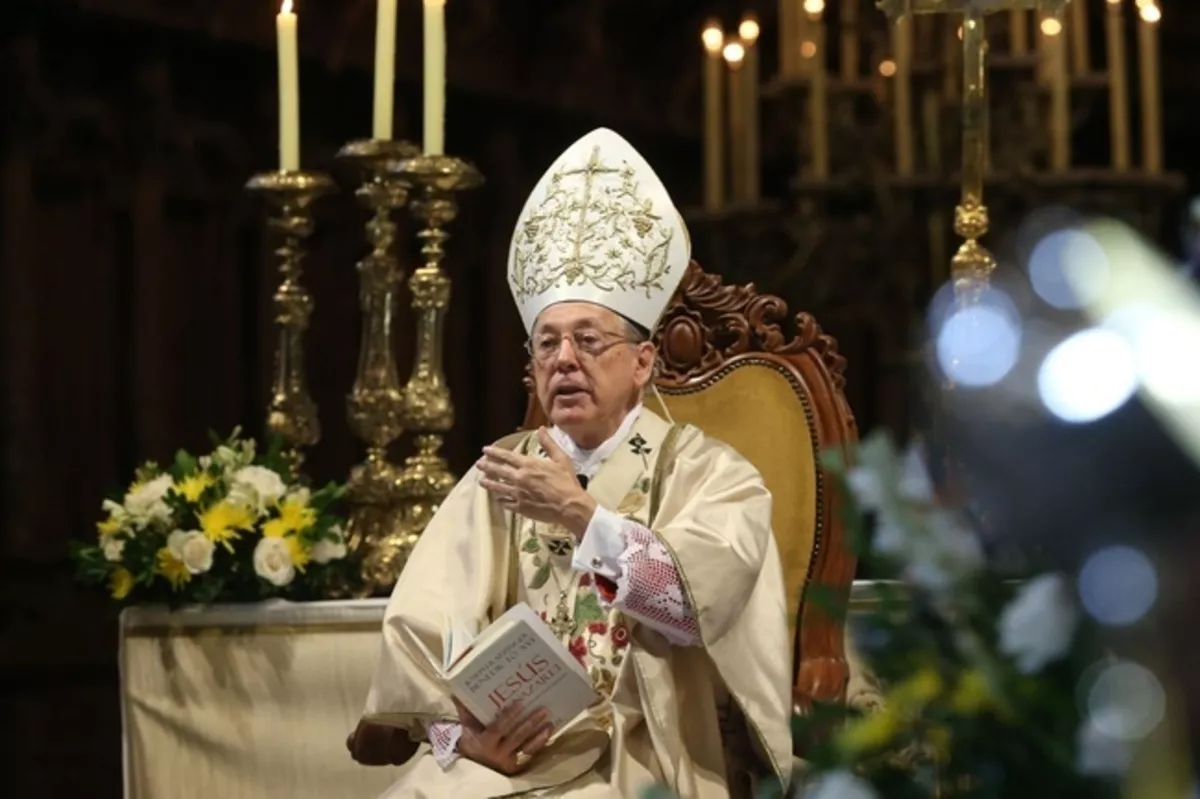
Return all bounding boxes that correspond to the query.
[423,0,447,155]
[702,24,725,210]
[811,19,829,178]
[1105,0,1130,169]
[780,0,797,77]
[276,0,300,170]
[1045,17,1070,171]
[1137,2,1162,173]
[1070,0,1090,76]
[724,42,746,201]
[372,0,398,140]
[740,17,761,202]
[841,0,859,81]
[1011,9,1029,54]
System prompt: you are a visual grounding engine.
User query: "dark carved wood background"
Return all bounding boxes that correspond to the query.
[3,0,1200,794]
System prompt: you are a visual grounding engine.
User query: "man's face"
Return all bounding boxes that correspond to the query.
[529,303,656,442]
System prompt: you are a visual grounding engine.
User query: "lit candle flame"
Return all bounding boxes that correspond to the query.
[1042,17,1064,36]
[723,41,745,65]
[738,17,760,43]
[281,0,293,14]
[1139,4,1161,23]
[701,23,724,54]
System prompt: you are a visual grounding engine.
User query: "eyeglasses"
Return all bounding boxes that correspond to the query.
[525,329,633,364]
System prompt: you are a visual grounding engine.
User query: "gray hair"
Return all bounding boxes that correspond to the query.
[618,317,663,382]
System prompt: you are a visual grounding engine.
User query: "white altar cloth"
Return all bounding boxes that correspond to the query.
[119,599,407,799]
[119,584,888,799]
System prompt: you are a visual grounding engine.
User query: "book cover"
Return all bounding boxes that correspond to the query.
[442,602,599,731]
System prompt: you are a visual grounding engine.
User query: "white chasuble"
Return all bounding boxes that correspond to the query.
[363,408,794,798]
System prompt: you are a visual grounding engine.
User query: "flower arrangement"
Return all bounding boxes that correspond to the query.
[781,432,1122,799]
[646,430,1171,799]
[71,429,358,605]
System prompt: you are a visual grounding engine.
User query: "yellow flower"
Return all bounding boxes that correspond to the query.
[263,494,316,538]
[199,502,255,551]
[891,666,943,712]
[155,549,191,589]
[926,724,952,757]
[97,517,122,537]
[838,706,902,753]
[110,567,135,600]
[285,535,310,571]
[176,473,215,503]
[951,669,992,715]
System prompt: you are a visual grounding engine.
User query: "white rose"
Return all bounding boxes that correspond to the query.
[229,466,288,514]
[999,572,1079,673]
[102,536,126,562]
[124,474,175,528]
[311,525,348,564]
[167,529,190,558]
[254,537,295,587]
[803,770,879,799]
[178,531,215,575]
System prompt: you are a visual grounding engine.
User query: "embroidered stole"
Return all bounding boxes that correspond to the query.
[509,411,675,706]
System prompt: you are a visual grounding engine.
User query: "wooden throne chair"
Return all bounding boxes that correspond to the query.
[522,260,860,715]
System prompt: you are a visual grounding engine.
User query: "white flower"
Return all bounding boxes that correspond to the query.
[212,439,256,471]
[1076,718,1132,776]
[102,536,125,562]
[123,474,175,528]
[167,529,189,558]
[999,573,1079,673]
[311,524,347,564]
[176,531,215,575]
[228,466,287,515]
[101,499,128,521]
[803,770,879,799]
[902,510,986,591]
[848,434,982,590]
[897,444,935,502]
[254,537,296,586]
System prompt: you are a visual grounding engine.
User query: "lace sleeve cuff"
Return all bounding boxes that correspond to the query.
[426,720,462,770]
[577,510,702,647]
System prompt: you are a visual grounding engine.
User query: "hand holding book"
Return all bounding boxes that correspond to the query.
[454,697,554,775]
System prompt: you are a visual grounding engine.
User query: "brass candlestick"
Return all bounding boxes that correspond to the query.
[391,154,483,553]
[245,170,335,472]
[877,0,1069,294]
[334,139,421,590]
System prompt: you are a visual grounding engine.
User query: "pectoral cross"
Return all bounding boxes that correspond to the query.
[876,0,1071,291]
[548,589,574,638]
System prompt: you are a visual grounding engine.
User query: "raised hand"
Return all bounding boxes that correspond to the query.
[477,428,596,538]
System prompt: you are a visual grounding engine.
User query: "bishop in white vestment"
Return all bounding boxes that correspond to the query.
[349,129,794,798]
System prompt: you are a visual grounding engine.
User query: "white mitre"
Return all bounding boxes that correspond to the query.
[507,128,691,334]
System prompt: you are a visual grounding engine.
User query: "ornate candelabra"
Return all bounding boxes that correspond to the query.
[334,138,421,590]
[388,154,483,558]
[876,0,1070,295]
[245,170,335,473]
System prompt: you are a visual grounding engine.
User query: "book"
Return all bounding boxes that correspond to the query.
[437,602,600,731]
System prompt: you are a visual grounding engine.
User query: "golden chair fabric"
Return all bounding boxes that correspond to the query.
[524,262,859,712]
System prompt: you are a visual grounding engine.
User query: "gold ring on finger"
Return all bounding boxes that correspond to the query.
[514,749,532,767]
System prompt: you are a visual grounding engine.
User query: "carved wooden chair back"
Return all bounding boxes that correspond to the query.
[522,261,859,708]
